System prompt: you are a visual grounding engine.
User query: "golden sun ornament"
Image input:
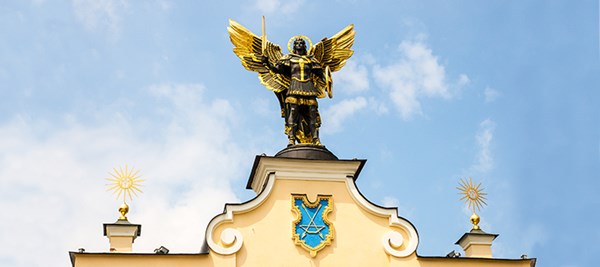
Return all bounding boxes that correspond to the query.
[106,165,143,220]
[458,177,487,212]
[106,165,144,203]
[457,178,487,230]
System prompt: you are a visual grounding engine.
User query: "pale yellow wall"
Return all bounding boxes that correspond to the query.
[213,179,399,266]
[72,158,535,267]
[464,244,494,258]
[108,236,134,252]
[73,252,534,267]
[73,253,216,267]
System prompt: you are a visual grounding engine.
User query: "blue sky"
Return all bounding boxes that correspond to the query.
[0,1,598,267]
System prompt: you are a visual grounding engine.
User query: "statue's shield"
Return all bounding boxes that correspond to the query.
[291,194,334,257]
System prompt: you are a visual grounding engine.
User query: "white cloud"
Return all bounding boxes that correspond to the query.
[255,0,278,13]
[30,0,46,6]
[333,60,369,94]
[156,0,172,11]
[382,196,399,207]
[519,224,548,254]
[373,39,468,120]
[255,0,304,15]
[381,196,414,218]
[471,119,496,173]
[484,86,501,103]
[368,97,389,115]
[251,97,273,116]
[457,74,471,88]
[493,222,548,259]
[72,0,128,39]
[0,84,247,267]
[321,96,367,134]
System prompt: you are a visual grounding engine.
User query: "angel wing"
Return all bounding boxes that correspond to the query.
[228,19,290,94]
[310,24,355,72]
[309,24,355,98]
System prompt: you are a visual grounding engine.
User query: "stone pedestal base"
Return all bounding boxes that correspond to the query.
[103,219,141,252]
[275,144,338,160]
[455,229,498,258]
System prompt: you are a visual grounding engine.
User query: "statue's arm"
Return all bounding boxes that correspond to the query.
[263,56,288,75]
[311,60,325,80]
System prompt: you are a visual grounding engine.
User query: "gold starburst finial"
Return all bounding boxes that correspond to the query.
[106,165,143,220]
[457,178,487,230]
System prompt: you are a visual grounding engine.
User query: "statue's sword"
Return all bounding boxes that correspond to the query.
[261,16,266,55]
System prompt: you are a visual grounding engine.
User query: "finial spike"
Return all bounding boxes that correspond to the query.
[118,202,129,220]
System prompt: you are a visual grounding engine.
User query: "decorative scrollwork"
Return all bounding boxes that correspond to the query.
[208,228,244,255]
[382,231,415,257]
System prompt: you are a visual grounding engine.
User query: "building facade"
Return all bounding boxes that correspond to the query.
[70,150,536,267]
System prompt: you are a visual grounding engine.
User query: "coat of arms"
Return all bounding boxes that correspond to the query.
[291,194,334,257]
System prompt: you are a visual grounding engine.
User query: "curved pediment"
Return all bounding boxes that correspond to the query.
[205,156,419,264]
[72,155,535,267]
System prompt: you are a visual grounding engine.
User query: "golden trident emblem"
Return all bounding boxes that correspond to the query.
[106,165,144,220]
[457,178,488,230]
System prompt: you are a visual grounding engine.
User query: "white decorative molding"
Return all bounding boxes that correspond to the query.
[206,156,419,258]
[205,172,276,255]
[382,231,404,256]
[248,157,363,194]
[345,178,419,257]
[218,228,243,254]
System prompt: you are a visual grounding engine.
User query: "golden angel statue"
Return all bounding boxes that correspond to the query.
[228,18,355,147]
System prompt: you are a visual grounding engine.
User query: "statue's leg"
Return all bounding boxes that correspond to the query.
[309,105,320,145]
[286,103,299,146]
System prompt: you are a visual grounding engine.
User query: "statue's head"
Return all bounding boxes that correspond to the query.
[293,38,307,55]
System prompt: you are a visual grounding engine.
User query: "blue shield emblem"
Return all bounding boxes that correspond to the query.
[292,194,334,257]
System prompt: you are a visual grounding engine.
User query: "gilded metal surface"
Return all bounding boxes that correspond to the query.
[285,97,317,106]
[470,213,481,230]
[106,165,143,219]
[287,35,313,53]
[228,18,355,146]
[118,203,129,220]
[228,19,289,93]
[261,16,266,54]
[457,178,488,230]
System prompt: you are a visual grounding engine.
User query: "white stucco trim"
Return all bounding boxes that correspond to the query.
[206,172,276,255]
[345,178,419,257]
[249,157,363,194]
[206,156,419,258]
